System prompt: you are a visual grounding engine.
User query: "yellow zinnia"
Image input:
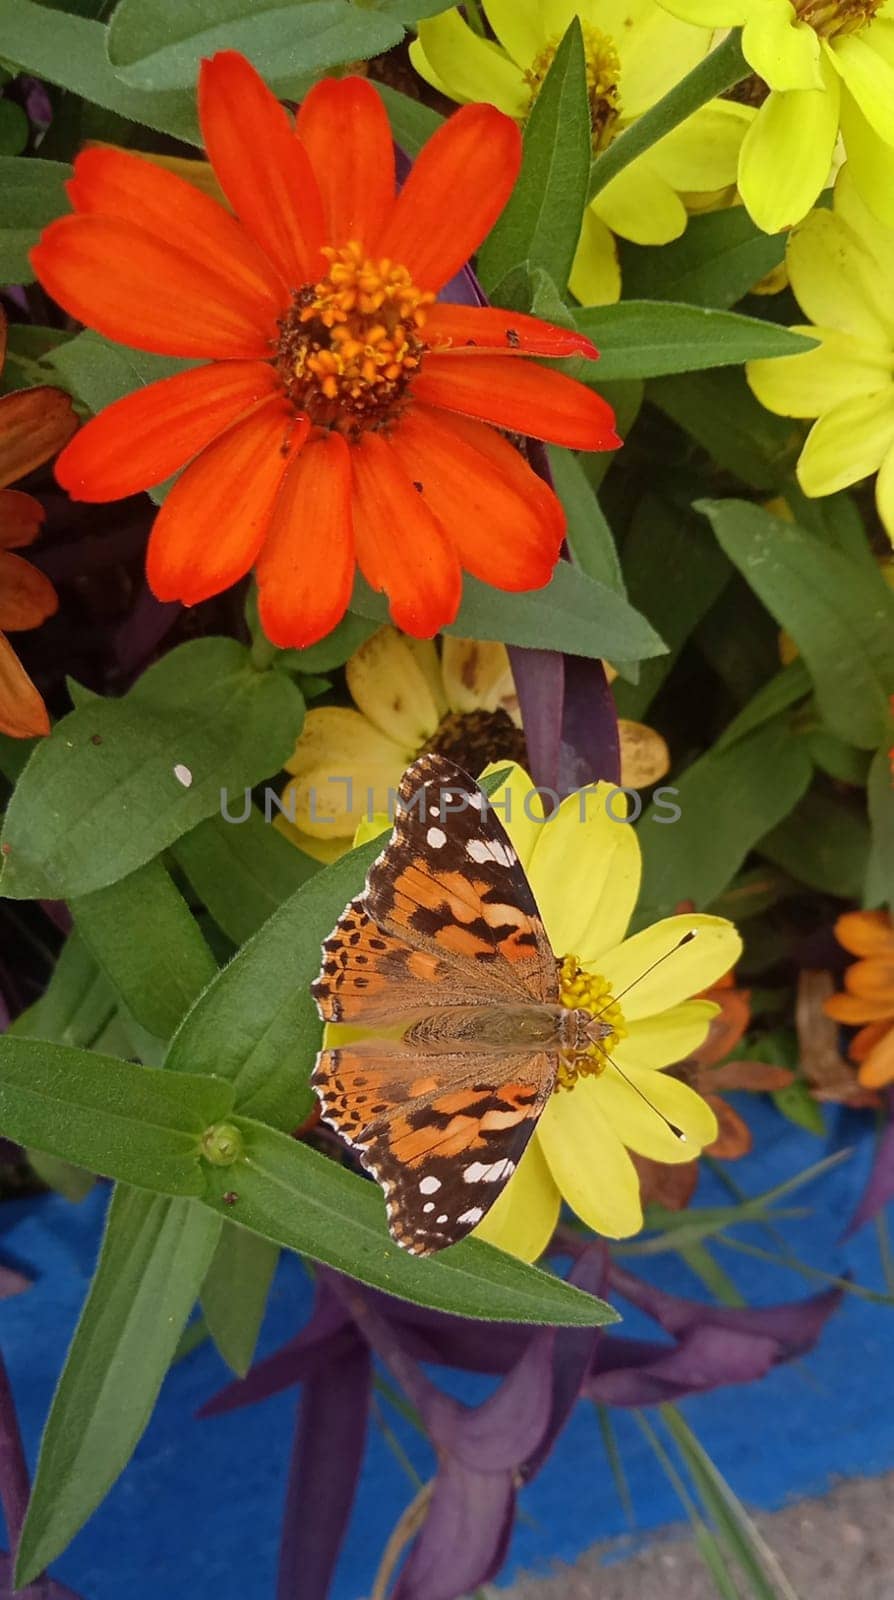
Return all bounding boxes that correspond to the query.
[472,767,742,1259]
[279,625,671,860]
[746,172,894,538]
[658,0,894,232]
[409,1,752,304]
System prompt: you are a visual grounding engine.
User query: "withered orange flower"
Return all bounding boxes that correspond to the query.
[824,911,894,1090]
[0,311,77,738]
[31,55,618,649]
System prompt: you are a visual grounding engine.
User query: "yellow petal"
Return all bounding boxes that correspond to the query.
[615,10,710,119]
[738,75,840,234]
[405,636,450,720]
[648,0,743,21]
[482,0,549,68]
[345,627,440,749]
[830,32,894,145]
[407,35,454,98]
[742,2,822,90]
[614,999,720,1069]
[527,782,641,961]
[594,159,687,244]
[747,326,893,418]
[598,914,743,1021]
[353,812,392,848]
[539,1079,644,1238]
[472,1134,560,1262]
[797,389,894,496]
[875,441,894,542]
[440,636,517,717]
[281,755,405,840]
[284,704,404,779]
[619,719,670,788]
[839,93,894,229]
[596,1061,718,1161]
[488,762,544,873]
[411,12,528,114]
[273,816,347,864]
[569,206,621,306]
[647,102,753,191]
[787,204,889,342]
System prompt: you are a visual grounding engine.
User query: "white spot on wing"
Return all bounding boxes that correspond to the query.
[466,837,516,867]
[464,1158,515,1184]
[458,1206,484,1225]
[426,826,447,849]
[423,1201,435,1214]
[419,1175,441,1195]
[436,1213,448,1224]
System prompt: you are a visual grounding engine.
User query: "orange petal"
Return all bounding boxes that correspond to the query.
[257,430,354,648]
[0,308,7,373]
[0,632,50,738]
[423,303,597,360]
[0,551,57,630]
[350,431,461,637]
[66,145,286,307]
[695,988,751,1065]
[0,490,45,548]
[296,76,395,249]
[55,360,279,502]
[390,405,564,590]
[375,103,521,292]
[844,957,894,1002]
[823,991,894,1023]
[834,909,894,957]
[412,354,620,450]
[848,1020,892,1063]
[704,1096,752,1160]
[199,52,325,289]
[703,1060,794,1092]
[32,215,278,359]
[0,385,78,490]
[857,1023,894,1089]
[146,395,302,606]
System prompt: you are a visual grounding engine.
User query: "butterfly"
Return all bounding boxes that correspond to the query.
[311,752,613,1256]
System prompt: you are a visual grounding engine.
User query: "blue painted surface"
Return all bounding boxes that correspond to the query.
[0,1096,890,1597]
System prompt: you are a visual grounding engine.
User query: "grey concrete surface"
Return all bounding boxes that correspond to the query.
[500,1474,894,1598]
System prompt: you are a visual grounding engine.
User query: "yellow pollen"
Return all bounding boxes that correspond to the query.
[524,25,622,152]
[792,0,881,34]
[556,955,627,1091]
[275,241,435,433]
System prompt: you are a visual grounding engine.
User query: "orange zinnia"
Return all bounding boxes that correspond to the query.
[31,54,618,648]
[824,911,894,1089]
[0,310,77,738]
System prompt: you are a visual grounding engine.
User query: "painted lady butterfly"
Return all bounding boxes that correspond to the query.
[312,753,615,1256]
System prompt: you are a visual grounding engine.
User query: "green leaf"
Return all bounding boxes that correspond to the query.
[714,660,812,752]
[760,785,870,898]
[8,929,114,1048]
[351,563,665,667]
[588,32,748,201]
[201,1223,279,1377]
[27,1149,95,1202]
[649,369,802,491]
[619,204,788,310]
[612,495,730,721]
[203,1116,619,1326]
[547,445,625,595]
[275,610,378,675]
[0,154,70,284]
[573,301,815,381]
[105,0,404,92]
[72,859,218,1040]
[701,498,894,749]
[16,1188,221,1585]
[1,323,75,392]
[0,1037,234,1194]
[48,330,191,419]
[173,808,320,946]
[166,836,382,1128]
[0,100,29,157]
[805,729,871,786]
[772,1077,827,1137]
[636,717,813,920]
[477,18,591,299]
[867,745,894,911]
[1,638,304,900]
[374,81,442,157]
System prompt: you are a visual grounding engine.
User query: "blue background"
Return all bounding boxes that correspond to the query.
[1,1096,891,1598]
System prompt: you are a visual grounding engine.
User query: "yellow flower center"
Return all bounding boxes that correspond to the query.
[792,0,881,36]
[275,241,434,434]
[555,954,627,1090]
[524,25,622,153]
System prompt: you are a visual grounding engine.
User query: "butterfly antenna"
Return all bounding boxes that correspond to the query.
[590,930,699,1021]
[603,1050,687,1143]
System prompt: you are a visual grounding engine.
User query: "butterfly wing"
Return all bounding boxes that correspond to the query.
[312,1039,555,1254]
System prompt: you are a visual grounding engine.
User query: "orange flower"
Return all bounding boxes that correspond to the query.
[31,55,619,648]
[0,310,77,738]
[824,911,894,1090]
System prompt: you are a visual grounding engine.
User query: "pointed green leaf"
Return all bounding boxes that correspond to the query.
[201,1224,279,1377]
[619,203,788,310]
[0,154,70,284]
[172,808,320,947]
[574,301,815,380]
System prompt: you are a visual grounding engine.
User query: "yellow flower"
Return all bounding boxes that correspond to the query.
[469,768,741,1258]
[279,625,671,860]
[409,1,752,304]
[746,172,894,538]
[659,0,894,232]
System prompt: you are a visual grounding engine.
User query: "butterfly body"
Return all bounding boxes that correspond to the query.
[311,754,606,1255]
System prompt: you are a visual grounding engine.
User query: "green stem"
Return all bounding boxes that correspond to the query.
[249,631,279,671]
[588,30,749,202]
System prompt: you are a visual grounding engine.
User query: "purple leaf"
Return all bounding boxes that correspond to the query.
[525,1244,608,1476]
[199,1283,353,1416]
[843,1090,894,1237]
[558,654,621,791]
[276,1336,371,1600]
[506,647,563,797]
[608,1263,842,1358]
[393,1459,515,1600]
[587,1325,782,1407]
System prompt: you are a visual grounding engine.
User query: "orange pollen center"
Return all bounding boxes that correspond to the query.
[792,0,880,34]
[275,240,434,434]
[555,955,627,1091]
